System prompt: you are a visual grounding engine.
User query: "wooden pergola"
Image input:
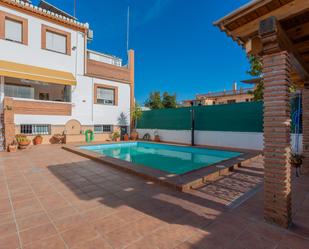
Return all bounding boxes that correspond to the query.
[214,0,309,228]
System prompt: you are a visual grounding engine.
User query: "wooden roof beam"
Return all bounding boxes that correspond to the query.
[232,0,309,42]
[259,16,309,81]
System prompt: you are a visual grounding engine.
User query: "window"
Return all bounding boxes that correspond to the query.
[4,84,34,99]
[39,93,49,101]
[94,125,113,133]
[227,99,236,104]
[0,11,28,44]
[94,84,118,105]
[41,25,71,55]
[20,124,50,135]
[46,31,66,54]
[5,19,22,43]
[97,88,115,105]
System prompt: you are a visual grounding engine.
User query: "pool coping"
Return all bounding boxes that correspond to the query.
[62,141,262,191]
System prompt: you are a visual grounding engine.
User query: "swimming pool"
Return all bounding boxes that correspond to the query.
[80,142,242,175]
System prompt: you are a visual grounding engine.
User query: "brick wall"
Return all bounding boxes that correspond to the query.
[263,51,292,228]
[302,85,309,174]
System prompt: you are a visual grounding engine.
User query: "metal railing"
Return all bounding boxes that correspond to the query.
[87,50,122,67]
[197,88,254,98]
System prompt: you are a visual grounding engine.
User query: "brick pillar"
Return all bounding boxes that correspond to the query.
[263,51,292,228]
[128,50,135,131]
[302,84,309,174]
[3,97,15,149]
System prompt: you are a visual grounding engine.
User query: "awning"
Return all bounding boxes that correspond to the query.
[0,60,76,86]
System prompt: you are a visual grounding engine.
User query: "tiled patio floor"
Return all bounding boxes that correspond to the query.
[0,145,309,249]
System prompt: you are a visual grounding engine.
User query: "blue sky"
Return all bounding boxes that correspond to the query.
[33,0,252,104]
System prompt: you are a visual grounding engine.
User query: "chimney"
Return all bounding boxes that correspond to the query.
[233,82,237,92]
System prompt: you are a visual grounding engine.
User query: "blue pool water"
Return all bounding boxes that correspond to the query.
[80,142,242,175]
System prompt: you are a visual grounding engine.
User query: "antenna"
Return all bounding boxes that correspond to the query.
[126,6,130,52]
[74,0,76,18]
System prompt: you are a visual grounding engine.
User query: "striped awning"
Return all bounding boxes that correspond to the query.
[0,60,76,86]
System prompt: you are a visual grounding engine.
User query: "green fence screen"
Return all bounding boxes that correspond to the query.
[137,101,264,132]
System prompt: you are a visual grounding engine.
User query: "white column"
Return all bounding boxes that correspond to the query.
[0,76,4,110]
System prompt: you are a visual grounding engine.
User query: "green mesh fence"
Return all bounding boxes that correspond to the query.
[137,101,264,132]
[137,107,192,130]
[193,101,263,132]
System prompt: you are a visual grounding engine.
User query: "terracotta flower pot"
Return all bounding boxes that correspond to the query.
[8,145,17,152]
[130,130,138,141]
[33,136,43,145]
[154,135,160,142]
[123,134,129,141]
[18,141,31,150]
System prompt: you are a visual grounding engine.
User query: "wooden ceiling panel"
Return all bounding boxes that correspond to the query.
[266,0,282,11]
[286,22,309,41]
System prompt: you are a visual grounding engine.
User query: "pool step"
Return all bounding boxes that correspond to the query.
[186,154,264,191]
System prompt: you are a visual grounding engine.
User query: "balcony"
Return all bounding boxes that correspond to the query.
[3,77,72,116]
[86,50,131,83]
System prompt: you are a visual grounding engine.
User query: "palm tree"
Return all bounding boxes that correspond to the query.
[131,104,143,129]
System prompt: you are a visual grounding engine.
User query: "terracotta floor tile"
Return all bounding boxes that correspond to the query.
[93,214,127,236]
[53,214,87,232]
[277,233,309,249]
[0,199,11,214]
[39,194,70,211]
[22,235,66,249]
[71,237,112,249]
[0,222,17,239]
[81,206,116,221]
[228,229,277,249]
[47,206,78,221]
[19,222,58,246]
[60,225,98,248]
[104,225,143,249]
[0,233,20,249]
[11,191,36,204]
[1,145,309,249]
[0,212,14,225]
[16,212,50,231]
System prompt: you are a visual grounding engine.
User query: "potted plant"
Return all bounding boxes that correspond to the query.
[33,135,43,145]
[131,104,143,140]
[291,153,303,177]
[154,130,160,142]
[8,140,18,152]
[15,134,31,150]
[112,131,121,142]
[51,134,64,144]
[123,133,129,141]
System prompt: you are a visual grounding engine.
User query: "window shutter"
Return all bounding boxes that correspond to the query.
[5,19,22,42]
[46,31,67,54]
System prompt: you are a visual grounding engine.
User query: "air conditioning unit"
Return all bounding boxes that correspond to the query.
[87,29,94,41]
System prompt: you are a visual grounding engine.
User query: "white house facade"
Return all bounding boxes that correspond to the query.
[0,0,134,150]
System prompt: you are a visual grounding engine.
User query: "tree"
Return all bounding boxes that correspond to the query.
[131,103,143,129]
[145,92,163,109]
[162,92,177,108]
[247,55,263,101]
[247,55,296,101]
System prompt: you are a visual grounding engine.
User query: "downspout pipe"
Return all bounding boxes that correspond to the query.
[190,102,195,146]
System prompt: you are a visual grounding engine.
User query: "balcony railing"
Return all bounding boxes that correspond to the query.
[87,50,122,67]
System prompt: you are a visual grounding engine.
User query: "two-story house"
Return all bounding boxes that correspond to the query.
[0,0,134,150]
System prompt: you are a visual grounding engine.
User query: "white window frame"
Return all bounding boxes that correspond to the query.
[45,31,67,54]
[20,124,51,135]
[5,18,23,43]
[96,88,115,105]
[94,125,113,134]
